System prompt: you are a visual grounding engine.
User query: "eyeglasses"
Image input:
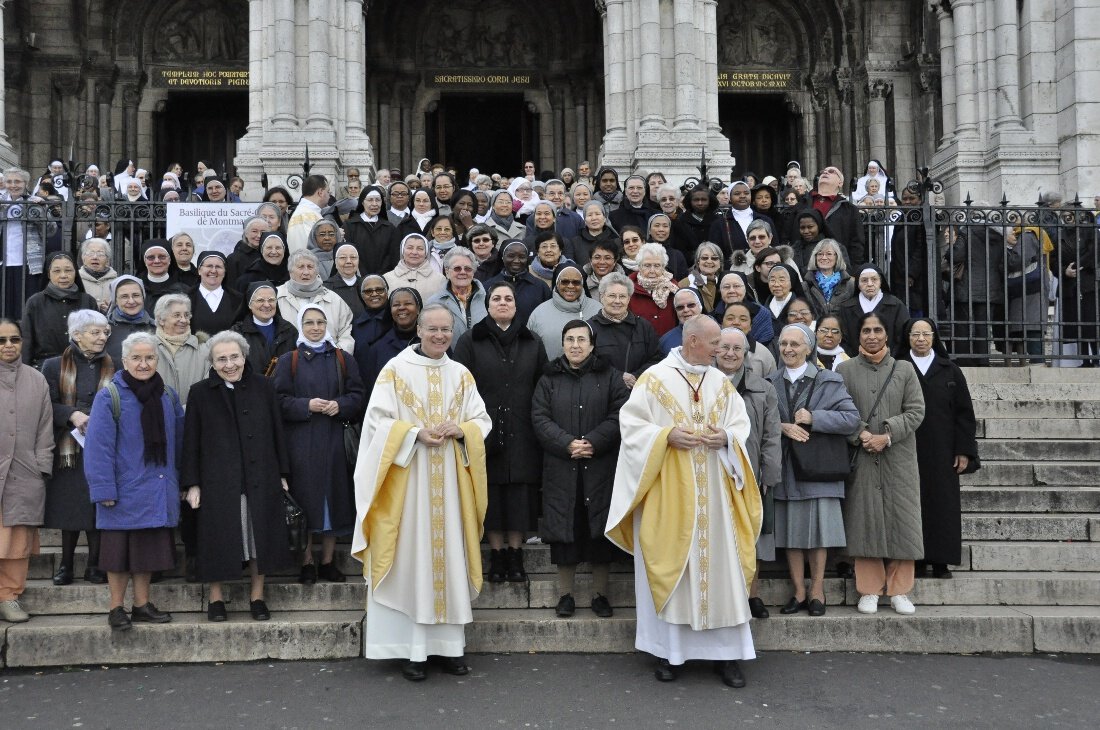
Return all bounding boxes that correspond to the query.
[721,345,746,353]
[471,236,493,245]
[558,279,583,287]
[674,303,699,311]
[698,255,721,262]
[362,287,387,295]
[760,260,780,268]
[817,327,841,335]
[788,309,812,317]
[0,336,22,344]
[449,266,474,273]
[213,354,245,366]
[910,331,934,339]
[144,254,169,261]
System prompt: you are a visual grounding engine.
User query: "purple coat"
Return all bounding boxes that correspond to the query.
[83,371,185,530]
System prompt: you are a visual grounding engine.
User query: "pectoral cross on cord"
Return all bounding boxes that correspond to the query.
[676,370,705,402]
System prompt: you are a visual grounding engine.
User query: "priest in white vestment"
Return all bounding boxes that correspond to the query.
[353,304,492,681]
[606,315,763,688]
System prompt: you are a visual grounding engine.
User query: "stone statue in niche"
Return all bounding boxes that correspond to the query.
[420,0,538,67]
[154,0,248,61]
[718,0,798,67]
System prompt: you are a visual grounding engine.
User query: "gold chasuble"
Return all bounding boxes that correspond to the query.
[353,346,491,661]
[606,348,761,662]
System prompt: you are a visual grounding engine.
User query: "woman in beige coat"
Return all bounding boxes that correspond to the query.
[837,311,925,616]
[0,318,54,622]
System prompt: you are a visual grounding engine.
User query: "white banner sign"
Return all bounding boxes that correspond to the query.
[165,203,258,257]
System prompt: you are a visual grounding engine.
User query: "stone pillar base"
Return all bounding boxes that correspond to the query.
[0,138,17,169]
[931,134,1062,205]
[631,133,734,187]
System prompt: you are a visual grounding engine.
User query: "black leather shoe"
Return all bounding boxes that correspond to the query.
[249,599,270,621]
[207,600,228,622]
[716,660,746,688]
[317,561,346,583]
[932,564,953,579]
[555,594,575,617]
[131,602,172,624]
[299,563,317,585]
[83,567,108,584]
[108,606,132,631]
[487,549,506,583]
[748,597,769,619]
[591,594,613,618]
[505,547,526,582]
[780,597,807,614]
[654,658,677,682]
[438,655,470,676]
[401,661,427,681]
[52,565,74,586]
[807,598,827,616]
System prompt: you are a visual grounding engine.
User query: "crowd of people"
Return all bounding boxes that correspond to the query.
[5,149,1085,689]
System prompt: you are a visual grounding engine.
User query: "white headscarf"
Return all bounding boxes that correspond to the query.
[508,177,541,217]
[853,159,890,202]
[295,305,337,349]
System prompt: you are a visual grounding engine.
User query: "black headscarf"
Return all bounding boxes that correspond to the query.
[121,369,169,465]
[898,317,950,360]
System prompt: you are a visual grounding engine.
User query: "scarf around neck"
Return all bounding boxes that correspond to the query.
[287,277,324,299]
[637,270,677,308]
[859,345,889,364]
[815,270,842,301]
[121,370,169,465]
[58,346,114,468]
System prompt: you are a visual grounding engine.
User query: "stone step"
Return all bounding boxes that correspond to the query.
[959,462,1099,486]
[465,606,1100,654]
[979,418,1100,439]
[977,439,1098,461]
[22,570,1100,618]
[962,486,1100,513]
[967,541,1100,572]
[2,611,364,667]
[959,366,1100,384]
[962,513,1093,541]
[969,383,1100,401]
[973,400,1081,419]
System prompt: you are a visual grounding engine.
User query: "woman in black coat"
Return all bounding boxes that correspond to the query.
[231,282,298,377]
[835,265,910,356]
[40,309,114,585]
[188,251,243,336]
[272,305,365,585]
[531,320,630,618]
[181,331,292,621]
[452,280,547,583]
[21,252,99,367]
[898,318,979,578]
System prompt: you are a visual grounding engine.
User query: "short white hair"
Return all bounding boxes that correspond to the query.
[154,293,191,325]
[206,330,250,364]
[67,309,109,338]
[637,242,669,268]
[598,272,633,298]
[121,331,159,360]
[80,237,113,260]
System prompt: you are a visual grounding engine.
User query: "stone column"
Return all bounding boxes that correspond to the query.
[952,0,979,137]
[993,0,1023,129]
[702,0,731,173]
[867,78,892,163]
[307,0,333,127]
[599,0,630,165]
[637,0,663,130]
[344,0,366,136]
[0,0,18,167]
[934,4,956,146]
[672,0,697,130]
[246,0,264,136]
[273,0,297,126]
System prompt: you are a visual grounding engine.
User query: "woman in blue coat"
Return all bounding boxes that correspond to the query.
[83,331,185,632]
[272,305,365,585]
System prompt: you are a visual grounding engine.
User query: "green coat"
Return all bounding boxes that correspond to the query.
[837,354,926,559]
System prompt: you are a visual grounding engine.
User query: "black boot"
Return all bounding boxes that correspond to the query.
[505,547,526,582]
[487,549,506,583]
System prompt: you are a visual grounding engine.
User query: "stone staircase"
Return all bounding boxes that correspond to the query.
[3,367,1098,667]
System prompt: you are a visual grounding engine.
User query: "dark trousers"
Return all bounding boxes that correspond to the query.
[2,267,40,320]
[950,301,1004,365]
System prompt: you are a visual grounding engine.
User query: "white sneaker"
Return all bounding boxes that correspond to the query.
[856,594,879,614]
[0,599,30,623]
[890,594,916,615]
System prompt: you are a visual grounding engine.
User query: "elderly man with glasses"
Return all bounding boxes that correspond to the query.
[785,166,866,268]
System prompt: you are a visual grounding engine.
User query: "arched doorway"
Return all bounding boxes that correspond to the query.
[715,0,853,181]
[365,0,603,177]
[154,93,247,182]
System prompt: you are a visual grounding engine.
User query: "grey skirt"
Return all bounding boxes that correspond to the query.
[774,497,846,550]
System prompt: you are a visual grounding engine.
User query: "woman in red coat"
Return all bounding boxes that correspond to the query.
[628,242,678,336]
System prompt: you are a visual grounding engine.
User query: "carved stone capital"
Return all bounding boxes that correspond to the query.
[834,68,853,106]
[594,0,607,16]
[867,78,893,99]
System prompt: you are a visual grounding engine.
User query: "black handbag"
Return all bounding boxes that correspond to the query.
[342,420,361,468]
[787,375,852,481]
[283,490,308,553]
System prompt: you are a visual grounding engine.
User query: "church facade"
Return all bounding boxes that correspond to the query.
[0,0,1095,202]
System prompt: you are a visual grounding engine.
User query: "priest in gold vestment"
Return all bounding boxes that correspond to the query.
[606,315,762,688]
[353,304,492,681]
